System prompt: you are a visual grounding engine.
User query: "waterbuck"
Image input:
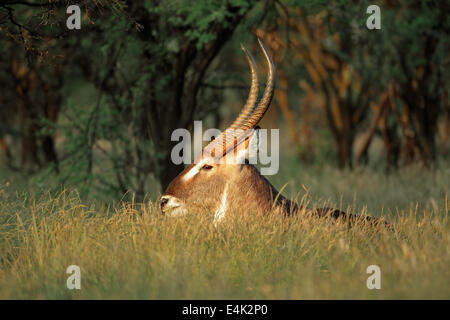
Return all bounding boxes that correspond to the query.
[160,39,385,226]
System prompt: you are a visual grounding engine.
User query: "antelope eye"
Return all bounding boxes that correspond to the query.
[201,164,213,170]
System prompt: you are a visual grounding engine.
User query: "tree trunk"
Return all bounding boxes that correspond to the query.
[335,133,353,169]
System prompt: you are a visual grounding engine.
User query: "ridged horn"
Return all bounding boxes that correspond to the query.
[229,43,259,130]
[202,39,275,160]
[239,38,276,130]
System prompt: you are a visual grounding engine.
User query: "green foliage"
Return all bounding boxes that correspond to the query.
[0,0,258,200]
[0,0,448,201]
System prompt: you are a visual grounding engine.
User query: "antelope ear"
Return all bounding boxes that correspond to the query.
[235,126,260,165]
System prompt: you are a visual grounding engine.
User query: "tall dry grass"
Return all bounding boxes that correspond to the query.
[0,184,448,299]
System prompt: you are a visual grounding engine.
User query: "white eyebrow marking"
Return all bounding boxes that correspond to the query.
[182,158,208,181]
[214,184,228,223]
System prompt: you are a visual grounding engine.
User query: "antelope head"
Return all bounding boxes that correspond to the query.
[160,39,287,220]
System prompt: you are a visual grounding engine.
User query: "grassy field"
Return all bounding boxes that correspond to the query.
[0,163,449,299]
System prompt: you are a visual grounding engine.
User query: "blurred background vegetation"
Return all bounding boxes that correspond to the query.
[0,0,448,204]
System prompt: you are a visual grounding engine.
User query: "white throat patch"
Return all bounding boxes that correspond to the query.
[213,184,228,223]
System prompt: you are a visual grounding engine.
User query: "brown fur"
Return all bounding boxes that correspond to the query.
[162,162,388,228]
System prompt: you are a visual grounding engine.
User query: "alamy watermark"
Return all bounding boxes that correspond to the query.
[66,265,81,290]
[66,4,381,31]
[366,265,381,290]
[366,5,381,30]
[170,121,280,175]
[66,5,81,30]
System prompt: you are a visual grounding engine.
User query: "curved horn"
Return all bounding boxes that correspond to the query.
[229,43,259,130]
[203,39,275,160]
[240,38,276,130]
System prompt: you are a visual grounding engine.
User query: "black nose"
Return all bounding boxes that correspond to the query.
[160,197,169,210]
